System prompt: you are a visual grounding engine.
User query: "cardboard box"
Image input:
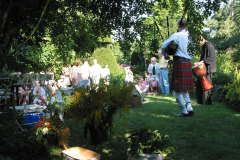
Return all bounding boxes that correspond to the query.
[61,147,100,160]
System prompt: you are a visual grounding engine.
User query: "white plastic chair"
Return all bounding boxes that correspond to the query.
[56,90,64,104]
[76,79,90,89]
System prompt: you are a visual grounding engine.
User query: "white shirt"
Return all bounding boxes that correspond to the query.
[80,64,91,79]
[101,68,110,79]
[91,64,102,77]
[161,30,191,59]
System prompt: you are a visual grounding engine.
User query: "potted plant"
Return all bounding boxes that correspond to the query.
[64,81,134,145]
[127,129,176,160]
[34,115,70,148]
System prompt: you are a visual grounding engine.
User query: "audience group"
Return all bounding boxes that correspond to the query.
[15,56,169,106]
[15,59,111,106]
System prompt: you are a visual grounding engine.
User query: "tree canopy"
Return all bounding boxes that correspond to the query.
[0,0,227,73]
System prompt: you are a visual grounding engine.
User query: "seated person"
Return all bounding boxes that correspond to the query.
[125,67,134,83]
[135,76,149,103]
[33,81,47,104]
[148,57,160,81]
[18,87,29,105]
[149,78,158,93]
[47,80,58,97]
[58,76,67,88]
[148,57,160,92]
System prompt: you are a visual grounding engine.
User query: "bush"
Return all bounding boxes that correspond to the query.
[89,48,122,77]
[127,129,176,157]
[212,71,234,85]
[132,63,146,82]
[211,85,225,102]
[223,69,240,112]
[0,110,50,160]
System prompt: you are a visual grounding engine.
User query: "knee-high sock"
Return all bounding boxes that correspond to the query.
[182,91,193,111]
[174,92,188,114]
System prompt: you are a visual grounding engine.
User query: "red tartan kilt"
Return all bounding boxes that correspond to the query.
[171,59,194,91]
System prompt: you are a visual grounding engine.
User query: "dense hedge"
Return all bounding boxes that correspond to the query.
[89,48,123,77]
[0,110,50,160]
[223,69,240,112]
[211,85,225,102]
[212,71,234,86]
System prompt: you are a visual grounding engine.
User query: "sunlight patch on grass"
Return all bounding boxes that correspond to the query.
[60,95,240,160]
[234,114,240,117]
[152,114,171,118]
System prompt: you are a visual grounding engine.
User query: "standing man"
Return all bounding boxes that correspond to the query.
[193,35,217,105]
[101,64,111,85]
[80,60,91,80]
[158,50,170,95]
[161,18,194,117]
[69,63,79,86]
[91,59,102,85]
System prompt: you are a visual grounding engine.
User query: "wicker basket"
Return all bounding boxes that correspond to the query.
[61,147,100,160]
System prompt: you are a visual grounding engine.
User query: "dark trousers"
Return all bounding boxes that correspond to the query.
[196,73,213,104]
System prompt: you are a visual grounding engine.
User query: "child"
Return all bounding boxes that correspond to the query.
[135,76,149,103]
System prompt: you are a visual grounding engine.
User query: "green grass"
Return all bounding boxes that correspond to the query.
[51,94,240,160]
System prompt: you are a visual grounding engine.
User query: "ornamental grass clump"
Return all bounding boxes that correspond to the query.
[65,81,134,145]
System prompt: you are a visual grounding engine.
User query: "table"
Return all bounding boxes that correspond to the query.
[14,104,46,112]
[60,87,75,96]
[14,105,47,126]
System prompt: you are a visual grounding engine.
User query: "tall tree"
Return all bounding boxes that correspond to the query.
[0,0,226,73]
[0,0,151,73]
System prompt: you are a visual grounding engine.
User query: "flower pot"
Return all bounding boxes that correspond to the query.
[42,133,59,148]
[127,152,164,160]
[61,147,100,160]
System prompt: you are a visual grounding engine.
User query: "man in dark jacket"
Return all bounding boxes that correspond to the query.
[194,35,217,105]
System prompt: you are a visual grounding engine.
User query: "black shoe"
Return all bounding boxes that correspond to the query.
[188,110,194,116]
[192,101,203,105]
[175,113,189,117]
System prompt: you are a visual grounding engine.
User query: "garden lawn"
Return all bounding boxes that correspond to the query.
[51,94,240,160]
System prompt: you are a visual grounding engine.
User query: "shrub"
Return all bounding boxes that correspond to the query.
[132,63,146,82]
[223,69,240,112]
[211,85,225,102]
[212,71,234,86]
[127,129,176,158]
[0,110,50,160]
[89,48,121,77]
[131,51,144,66]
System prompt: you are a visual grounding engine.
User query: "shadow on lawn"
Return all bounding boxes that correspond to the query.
[63,95,240,160]
[65,122,131,160]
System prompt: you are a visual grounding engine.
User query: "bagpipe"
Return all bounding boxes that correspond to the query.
[153,3,189,61]
[153,16,180,64]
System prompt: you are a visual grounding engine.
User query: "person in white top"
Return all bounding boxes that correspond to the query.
[33,81,47,104]
[158,50,170,95]
[125,67,133,83]
[91,59,102,85]
[161,18,194,117]
[101,64,111,84]
[80,60,91,80]
[58,76,67,88]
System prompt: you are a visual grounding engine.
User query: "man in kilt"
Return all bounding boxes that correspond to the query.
[161,18,194,117]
